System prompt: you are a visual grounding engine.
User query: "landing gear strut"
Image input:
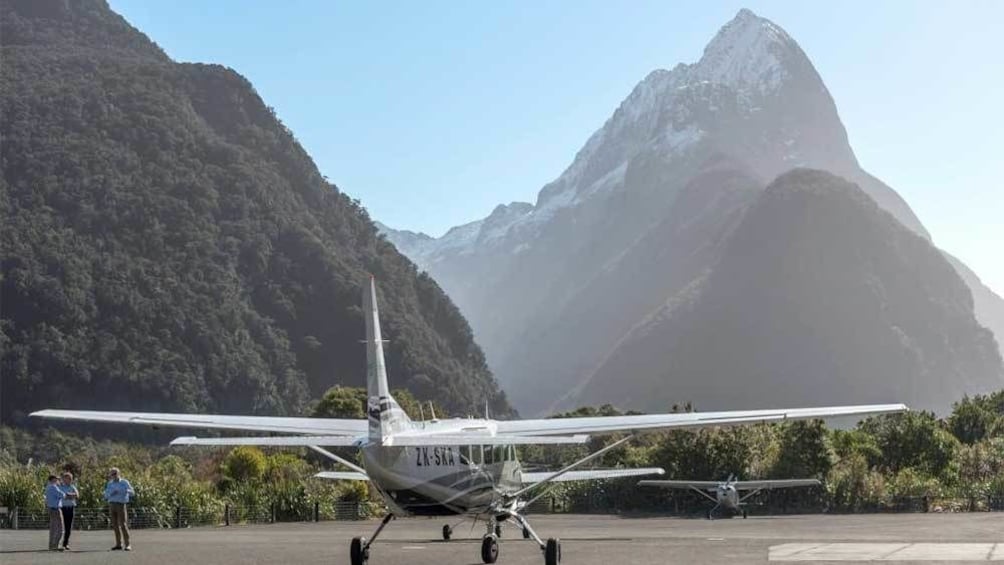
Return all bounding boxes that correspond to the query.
[350,513,394,565]
[509,512,561,564]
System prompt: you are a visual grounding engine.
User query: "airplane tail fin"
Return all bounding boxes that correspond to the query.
[363,276,411,444]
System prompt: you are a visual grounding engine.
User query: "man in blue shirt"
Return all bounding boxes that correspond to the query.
[58,472,80,551]
[44,475,65,551]
[103,467,135,551]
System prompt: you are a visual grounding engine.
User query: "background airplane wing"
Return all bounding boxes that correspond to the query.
[637,480,722,490]
[732,479,821,490]
[495,404,906,436]
[30,409,366,436]
[521,468,664,484]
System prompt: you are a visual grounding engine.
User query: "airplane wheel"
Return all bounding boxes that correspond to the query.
[523,526,531,539]
[481,534,499,564]
[706,510,713,520]
[742,510,748,519]
[350,537,368,565]
[545,538,561,565]
[443,524,452,540]
[495,523,503,537]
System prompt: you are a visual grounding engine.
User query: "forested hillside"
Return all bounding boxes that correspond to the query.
[0,0,511,424]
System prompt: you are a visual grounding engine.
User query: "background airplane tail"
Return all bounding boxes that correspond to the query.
[363,276,411,444]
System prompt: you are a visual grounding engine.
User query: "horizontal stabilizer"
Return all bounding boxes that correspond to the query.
[170,435,364,447]
[638,480,722,490]
[386,434,589,446]
[521,467,664,484]
[314,471,370,481]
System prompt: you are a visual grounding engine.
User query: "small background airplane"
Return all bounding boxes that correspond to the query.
[31,277,906,565]
[639,475,821,519]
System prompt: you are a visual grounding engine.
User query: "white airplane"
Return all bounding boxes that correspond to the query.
[31,277,906,565]
[639,475,821,519]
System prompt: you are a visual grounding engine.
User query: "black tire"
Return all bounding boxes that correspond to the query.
[706,510,713,520]
[495,523,503,537]
[481,534,499,564]
[350,537,368,565]
[545,538,561,565]
[522,526,530,539]
[443,524,452,541]
[742,509,748,519]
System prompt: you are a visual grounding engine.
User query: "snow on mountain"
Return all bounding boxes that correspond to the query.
[389,8,847,265]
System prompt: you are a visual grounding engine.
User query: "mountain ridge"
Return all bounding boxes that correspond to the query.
[380,8,1004,414]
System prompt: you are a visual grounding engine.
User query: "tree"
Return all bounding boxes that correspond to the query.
[312,386,367,419]
[859,412,959,479]
[948,396,997,444]
[772,420,832,479]
[222,447,267,482]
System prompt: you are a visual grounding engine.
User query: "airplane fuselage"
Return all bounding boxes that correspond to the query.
[362,420,524,516]
[715,484,741,511]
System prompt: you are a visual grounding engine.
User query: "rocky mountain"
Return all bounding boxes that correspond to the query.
[0,0,511,425]
[381,9,1004,414]
[572,169,1002,412]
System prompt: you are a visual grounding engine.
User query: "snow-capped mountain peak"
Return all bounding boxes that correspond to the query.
[694,8,795,93]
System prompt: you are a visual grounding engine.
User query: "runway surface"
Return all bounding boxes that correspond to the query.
[2,513,1003,564]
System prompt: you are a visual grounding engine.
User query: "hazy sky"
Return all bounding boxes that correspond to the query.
[110,1,1003,295]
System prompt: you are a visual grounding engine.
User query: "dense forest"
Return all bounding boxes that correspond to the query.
[0,0,511,424]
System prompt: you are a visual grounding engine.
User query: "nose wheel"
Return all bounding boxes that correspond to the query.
[481,534,499,563]
[442,524,452,540]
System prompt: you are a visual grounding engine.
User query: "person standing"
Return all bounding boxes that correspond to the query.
[58,472,80,550]
[103,467,134,551]
[44,474,65,552]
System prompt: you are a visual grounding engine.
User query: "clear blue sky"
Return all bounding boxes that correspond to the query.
[110,0,1003,295]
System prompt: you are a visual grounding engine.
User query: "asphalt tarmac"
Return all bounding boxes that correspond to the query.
[2,513,1003,564]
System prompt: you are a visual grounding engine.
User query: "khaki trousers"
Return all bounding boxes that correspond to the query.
[48,508,64,550]
[109,502,130,546]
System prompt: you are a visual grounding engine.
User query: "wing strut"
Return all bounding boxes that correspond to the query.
[308,446,368,475]
[690,486,719,504]
[508,434,635,506]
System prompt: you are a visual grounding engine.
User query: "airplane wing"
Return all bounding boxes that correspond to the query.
[521,468,664,484]
[495,404,906,436]
[314,471,370,481]
[732,479,821,490]
[386,434,590,446]
[637,480,722,490]
[170,435,365,447]
[30,409,366,436]
[168,434,590,447]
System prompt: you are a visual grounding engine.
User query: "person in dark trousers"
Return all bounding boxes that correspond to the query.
[44,474,65,551]
[58,472,80,550]
[103,467,134,551]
